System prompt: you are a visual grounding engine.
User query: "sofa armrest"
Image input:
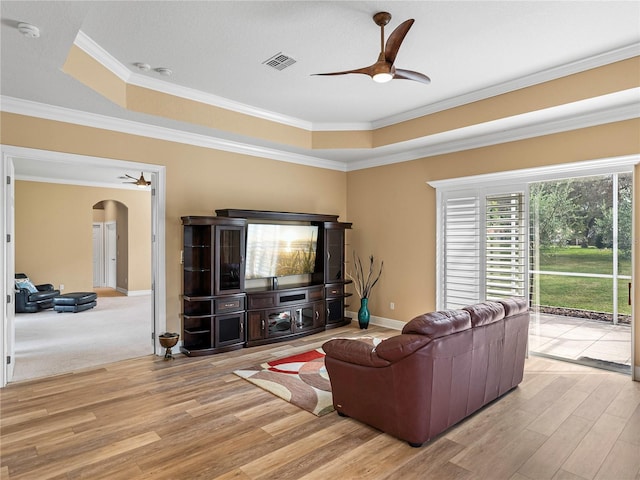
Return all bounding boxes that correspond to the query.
[36,284,55,292]
[323,339,391,367]
[374,334,432,362]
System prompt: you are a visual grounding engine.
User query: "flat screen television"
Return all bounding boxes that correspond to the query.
[245,223,318,280]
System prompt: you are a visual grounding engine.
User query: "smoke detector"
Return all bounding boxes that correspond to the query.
[18,22,40,38]
[154,67,172,76]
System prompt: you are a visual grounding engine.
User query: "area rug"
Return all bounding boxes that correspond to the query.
[234,348,334,416]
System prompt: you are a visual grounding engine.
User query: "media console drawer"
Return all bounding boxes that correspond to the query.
[214,295,245,313]
[248,292,277,309]
[325,284,344,298]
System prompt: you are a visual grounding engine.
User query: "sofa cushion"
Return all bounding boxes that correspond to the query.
[374,334,433,363]
[463,301,505,327]
[498,297,528,317]
[402,309,471,338]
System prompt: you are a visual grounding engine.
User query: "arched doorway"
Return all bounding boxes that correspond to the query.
[93,200,128,294]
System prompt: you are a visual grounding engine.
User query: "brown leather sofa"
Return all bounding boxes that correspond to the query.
[322,298,529,447]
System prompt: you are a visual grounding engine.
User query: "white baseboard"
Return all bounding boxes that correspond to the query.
[346,310,404,331]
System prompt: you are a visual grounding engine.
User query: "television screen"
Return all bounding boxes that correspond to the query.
[245,224,318,280]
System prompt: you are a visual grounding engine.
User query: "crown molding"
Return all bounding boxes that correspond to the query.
[2,87,637,173]
[73,31,640,134]
[73,31,314,131]
[345,88,640,171]
[73,30,134,83]
[0,96,346,172]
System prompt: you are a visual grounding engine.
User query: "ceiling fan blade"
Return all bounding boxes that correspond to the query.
[122,172,151,186]
[312,65,375,78]
[394,68,431,84]
[384,19,414,65]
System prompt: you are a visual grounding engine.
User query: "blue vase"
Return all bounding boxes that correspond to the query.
[358,298,370,329]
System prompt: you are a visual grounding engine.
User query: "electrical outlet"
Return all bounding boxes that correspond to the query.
[59,284,64,291]
[390,302,395,310]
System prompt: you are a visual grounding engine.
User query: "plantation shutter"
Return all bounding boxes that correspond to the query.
[440,189,526,310]
[443,195,481,309]
[485,193,526,300]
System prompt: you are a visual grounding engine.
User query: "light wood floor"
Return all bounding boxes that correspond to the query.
[1,324,639,480]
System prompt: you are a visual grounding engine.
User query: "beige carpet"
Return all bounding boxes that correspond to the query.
[13,295,153,382]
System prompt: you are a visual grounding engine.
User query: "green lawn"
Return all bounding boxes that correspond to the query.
[533,246,631,314]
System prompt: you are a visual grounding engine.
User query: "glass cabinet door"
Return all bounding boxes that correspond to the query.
[325,228,344,282]
[267,309,293,337]
[215,225,245,294]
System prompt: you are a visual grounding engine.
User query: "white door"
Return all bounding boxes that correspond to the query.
[92,223,104,287]
[4,157,15,384]
[105,222,117,289]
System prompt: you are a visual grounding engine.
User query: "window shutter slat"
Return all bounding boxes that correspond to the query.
[485,193,526,300]
[444,196,481,309]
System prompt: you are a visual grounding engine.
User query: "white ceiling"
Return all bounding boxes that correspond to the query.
[1,1,639,185]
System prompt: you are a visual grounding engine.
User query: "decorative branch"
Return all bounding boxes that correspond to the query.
[347,253,383,299]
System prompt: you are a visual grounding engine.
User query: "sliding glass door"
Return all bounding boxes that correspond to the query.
[528,173,632,372]
[435,164,633,374]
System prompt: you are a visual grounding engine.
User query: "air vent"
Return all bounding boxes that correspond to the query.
[262,52,296,71]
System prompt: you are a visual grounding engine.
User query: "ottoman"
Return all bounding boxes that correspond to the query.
[53,292,98,313]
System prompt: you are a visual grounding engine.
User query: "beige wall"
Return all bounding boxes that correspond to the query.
[14,182,151,293]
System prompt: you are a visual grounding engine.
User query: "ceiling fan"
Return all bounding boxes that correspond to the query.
[313,11,430,85]
[121,172,151,187]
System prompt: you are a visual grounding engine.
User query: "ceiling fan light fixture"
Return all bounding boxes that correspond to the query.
[373,72,393,83]
[371,59,394,83]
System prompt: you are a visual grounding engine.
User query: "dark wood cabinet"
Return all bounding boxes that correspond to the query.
[182,210,351,355]
[322,223,352,328]
[181,217,246,356]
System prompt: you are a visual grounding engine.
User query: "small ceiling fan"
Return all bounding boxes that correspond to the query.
[121,172,151,187]
[313,11,430,84]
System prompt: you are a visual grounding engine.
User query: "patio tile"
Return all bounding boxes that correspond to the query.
[529,314,632,369]
[559,325,609,341]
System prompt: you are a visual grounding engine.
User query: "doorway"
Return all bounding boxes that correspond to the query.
[92,223,103,287]
[1,145,167,387]
[106,222,117,289]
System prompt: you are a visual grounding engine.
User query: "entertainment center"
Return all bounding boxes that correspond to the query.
[180,209,352,356]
